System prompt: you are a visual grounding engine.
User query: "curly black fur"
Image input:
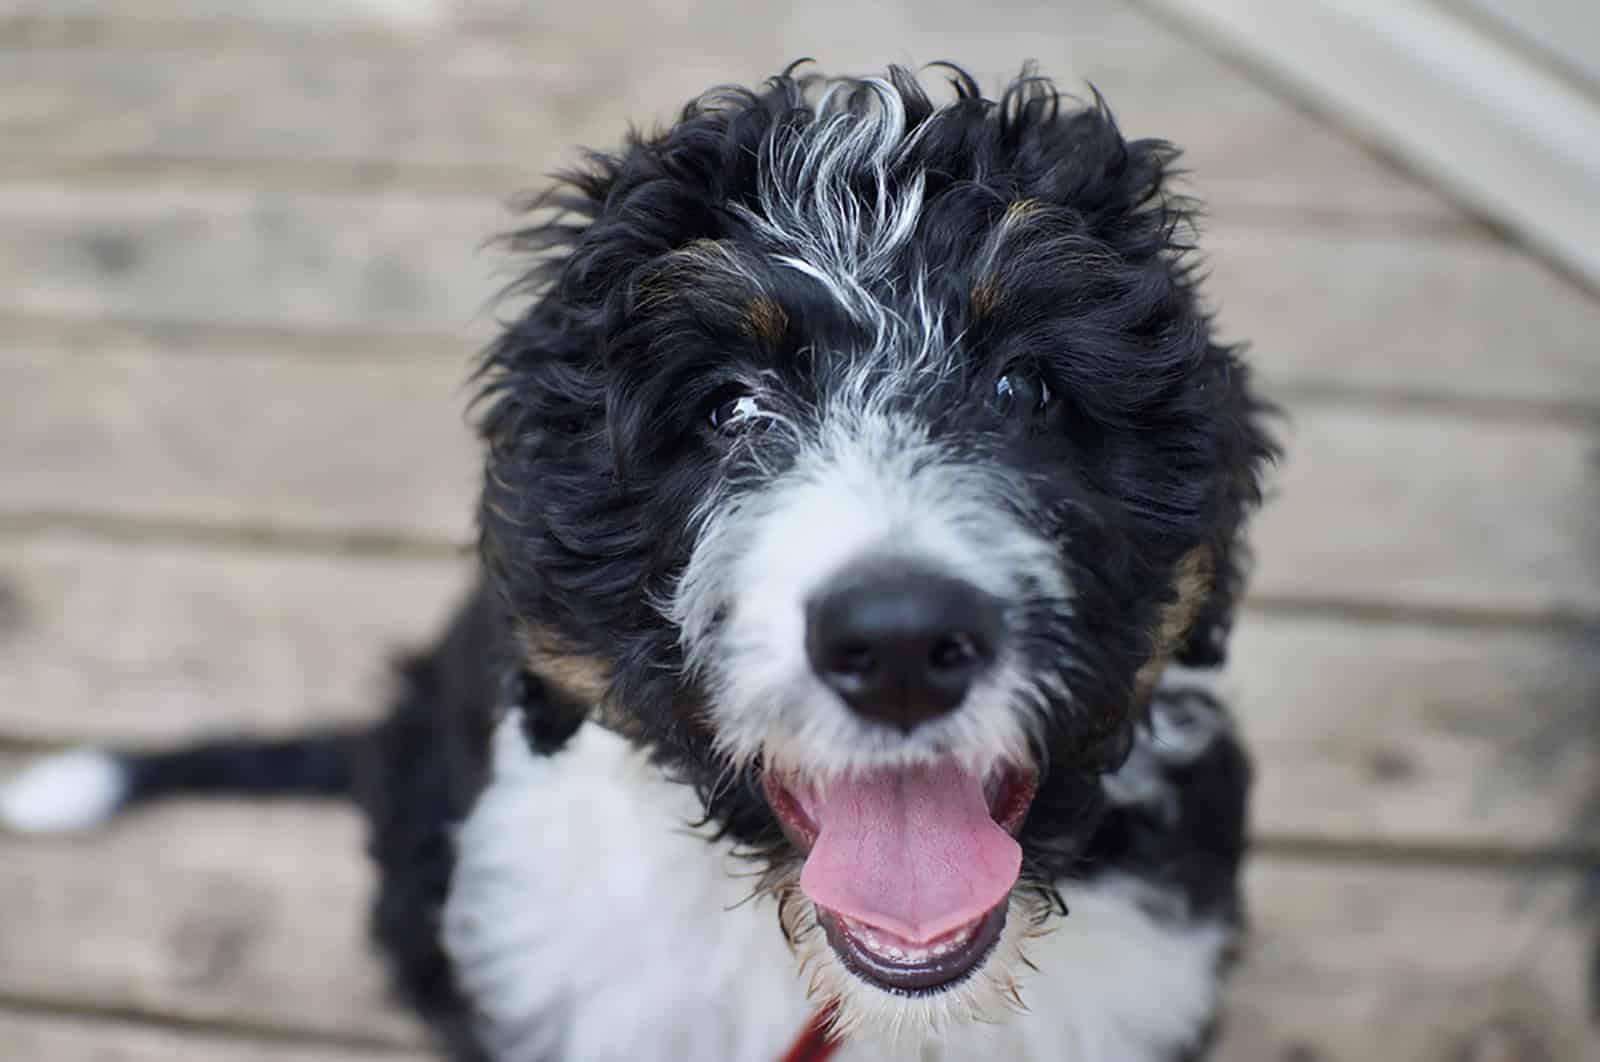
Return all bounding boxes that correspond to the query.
[474,63,1273,885]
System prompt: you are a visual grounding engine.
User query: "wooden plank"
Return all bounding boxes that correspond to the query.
[0,788,1591,1057]
[0,46,584,187]
[1138,0,1600,291]
[3,533,1597,852]
[1206,220,1600,409]
[0,182,506,335]
[0,1008,432,1062]
[1448,0,1600,97]
[1250,404,1600,617]
[0,797,426,1046]
[0,533,467,746]
[0,0,451,29]
[1231,611,1600,851]
[1223,860,1597,1061]
[0,4,1452,222]
[0,343,478,545]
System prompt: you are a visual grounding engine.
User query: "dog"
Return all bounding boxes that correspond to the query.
[0,64,1274,1061]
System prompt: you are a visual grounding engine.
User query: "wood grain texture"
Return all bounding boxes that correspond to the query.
[0,533,467,746]
[1223,860,1597,1061]
[0,0,1450,222]
[0,1009,432,1062]
[1250,404,1600,617]
[1231,611,1600,851]
[0,797,427,1046]
[0,182,506,335]
[1206,221,1600,409]
[0,343,478,544]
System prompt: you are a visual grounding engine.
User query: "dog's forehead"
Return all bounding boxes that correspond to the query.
[634,219,1056,416]
[633,114,1163,399]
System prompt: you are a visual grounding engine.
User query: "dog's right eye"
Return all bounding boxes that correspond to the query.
[707,389,766,434]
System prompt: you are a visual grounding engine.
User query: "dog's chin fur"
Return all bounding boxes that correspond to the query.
[778,879,1050,1040]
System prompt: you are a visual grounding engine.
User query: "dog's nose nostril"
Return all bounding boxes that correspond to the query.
[805,559,1002,733]
[931,633,981,671]
[829,644,878,678]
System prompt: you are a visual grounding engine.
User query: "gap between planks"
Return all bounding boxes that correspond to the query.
[0,155,1493,238]
[0,510,1594,636]
[0,997,431,1060]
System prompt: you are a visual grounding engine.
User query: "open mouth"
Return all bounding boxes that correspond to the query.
[763,760,1037,995]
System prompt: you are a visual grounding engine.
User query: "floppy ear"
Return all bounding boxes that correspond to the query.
[1131,512,1260,705]
[1131,545,1213,702]
[1176,350,1278,671]
[1174,536,1246,669]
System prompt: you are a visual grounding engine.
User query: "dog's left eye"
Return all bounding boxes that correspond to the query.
[707,389,767,433]
[993,370,1053,415]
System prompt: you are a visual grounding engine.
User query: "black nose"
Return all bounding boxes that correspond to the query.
[805,559,1003,733]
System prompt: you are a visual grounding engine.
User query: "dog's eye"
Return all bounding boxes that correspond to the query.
[707,389,766,433]
[993,370,1053,415]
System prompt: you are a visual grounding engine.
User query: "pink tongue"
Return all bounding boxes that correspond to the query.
[798,761,1021,945]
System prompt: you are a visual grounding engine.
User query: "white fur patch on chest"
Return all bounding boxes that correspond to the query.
[443,716,1227,1062]
[443,716,814,1061]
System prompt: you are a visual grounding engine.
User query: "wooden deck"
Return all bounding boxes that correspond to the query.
[2,1,1598,1058]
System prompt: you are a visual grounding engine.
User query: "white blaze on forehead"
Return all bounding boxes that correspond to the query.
[739,76,943,363]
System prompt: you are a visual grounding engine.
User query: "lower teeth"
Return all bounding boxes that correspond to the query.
[844,917,978,964]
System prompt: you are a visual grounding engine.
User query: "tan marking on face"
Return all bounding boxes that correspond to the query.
[671,237,737,269]
[970,277,1001,318]
[634,238,744,312]
[1000,198,1044,231]
[743,294,788,345]
[972,199,1044,318]
[1133,546,1213,700]
[519,626,612,707]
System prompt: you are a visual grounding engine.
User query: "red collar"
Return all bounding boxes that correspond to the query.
[781,1001,843,1062]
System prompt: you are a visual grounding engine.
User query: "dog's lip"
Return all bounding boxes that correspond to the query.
[760,769,821,852]
[818,900,1008,994]
[985,762,1038,836]
[759,760,1037,857]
